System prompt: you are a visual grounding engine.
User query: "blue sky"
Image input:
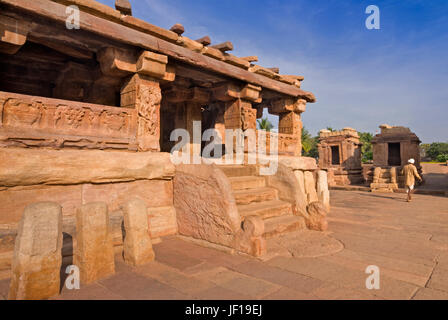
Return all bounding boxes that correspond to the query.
[98,0,447,142]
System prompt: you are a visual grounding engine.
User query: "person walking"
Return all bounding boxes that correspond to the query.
[401,158,422,202]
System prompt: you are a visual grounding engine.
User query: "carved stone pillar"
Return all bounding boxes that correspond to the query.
[268,98,306,156]
[212,83,261,156]
[98,48,175,151]
[163,86,209,159]
[121,74,162,151]
[279,111,302,155]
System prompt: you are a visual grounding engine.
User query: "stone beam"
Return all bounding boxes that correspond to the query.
[195,36,211,46]
[0,0,315,100]
[212,83,262,103]
[210,41,233,52]
[164,87,210,104]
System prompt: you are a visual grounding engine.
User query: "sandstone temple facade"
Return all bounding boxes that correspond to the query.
[0,0,330,299]
[366,124,422,192]
[318,128,363,186]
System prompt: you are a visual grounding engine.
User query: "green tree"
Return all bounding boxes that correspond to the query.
[302,127,319,158]
[427,142,448,161]
[358,131,373,163]
[257,118,273,132]
[436,153,448,162]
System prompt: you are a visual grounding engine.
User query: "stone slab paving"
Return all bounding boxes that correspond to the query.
[0,190,446,300]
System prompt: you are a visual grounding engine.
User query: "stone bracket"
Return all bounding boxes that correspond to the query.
[212,83,262,103]
[97,47,138,76]
[268,97,307,115]
[136,50,168,79]
[0,14,29,54]
[164,86,210,104]
[97,47,174,81]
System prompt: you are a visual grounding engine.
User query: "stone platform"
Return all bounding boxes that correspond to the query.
[1,190,447,300]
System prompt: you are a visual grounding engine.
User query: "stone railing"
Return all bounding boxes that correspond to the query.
[0,91,138,150]
[256,130,300,156]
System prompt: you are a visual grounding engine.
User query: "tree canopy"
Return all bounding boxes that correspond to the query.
[257,118,273,132]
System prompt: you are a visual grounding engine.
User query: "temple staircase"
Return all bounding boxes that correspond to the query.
[368,166,403,192]
[218,165,306,239]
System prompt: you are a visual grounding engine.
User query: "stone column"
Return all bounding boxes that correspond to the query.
[212,83,261,157]
[121,73,162,152]
[185,101,203,160]
[8,202,62,300]
[269,98,306,156]
[122,199,155,266]
[279,111,302,155]
[304,171,319,204]
[74,202,115,284]
[316,170,330,212]
[163,86,210,161]
[118,50,174,152]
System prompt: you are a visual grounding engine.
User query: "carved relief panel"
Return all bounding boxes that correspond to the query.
[0,91,138,150]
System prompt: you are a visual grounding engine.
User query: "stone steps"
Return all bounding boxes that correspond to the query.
[228,176,266,190]
[219,164,304,241]
[233,187,278,205]
[218,165,257,177]
[263,215,306,239]
[238,199,292,220]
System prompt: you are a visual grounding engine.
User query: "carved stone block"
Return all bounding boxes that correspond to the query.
[74,202,115,284]
[8,202,62,300]
[122,199,155,266]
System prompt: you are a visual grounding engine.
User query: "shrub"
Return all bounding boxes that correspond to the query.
[436,153,448,163]
[427,143,448,160]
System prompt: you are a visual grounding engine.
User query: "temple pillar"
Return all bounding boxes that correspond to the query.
[121,74,161,151]
[163,86,209,159]
[118,50,173,152]
[268,98,306,156]
[211,83,261,156]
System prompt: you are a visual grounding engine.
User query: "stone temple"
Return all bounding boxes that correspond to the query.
[0,0,331,299]
[318,128,363,186]
[365,124,422,192]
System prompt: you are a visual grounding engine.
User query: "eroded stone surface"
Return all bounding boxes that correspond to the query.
[305,202,328,231]
[304,171,318,204]
[173,164,240,248]
[317,170,330,212]
[8,202,62,300]
[268,230,343,258]
[0,148,174,187]
[122,199,155,266]
[74,202,115,284]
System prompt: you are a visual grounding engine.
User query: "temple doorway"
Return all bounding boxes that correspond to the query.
[388,142,401,166]
[331,145,340,165]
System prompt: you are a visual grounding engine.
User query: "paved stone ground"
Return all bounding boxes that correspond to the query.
[0,190,447,300]
[420,163,448,191]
